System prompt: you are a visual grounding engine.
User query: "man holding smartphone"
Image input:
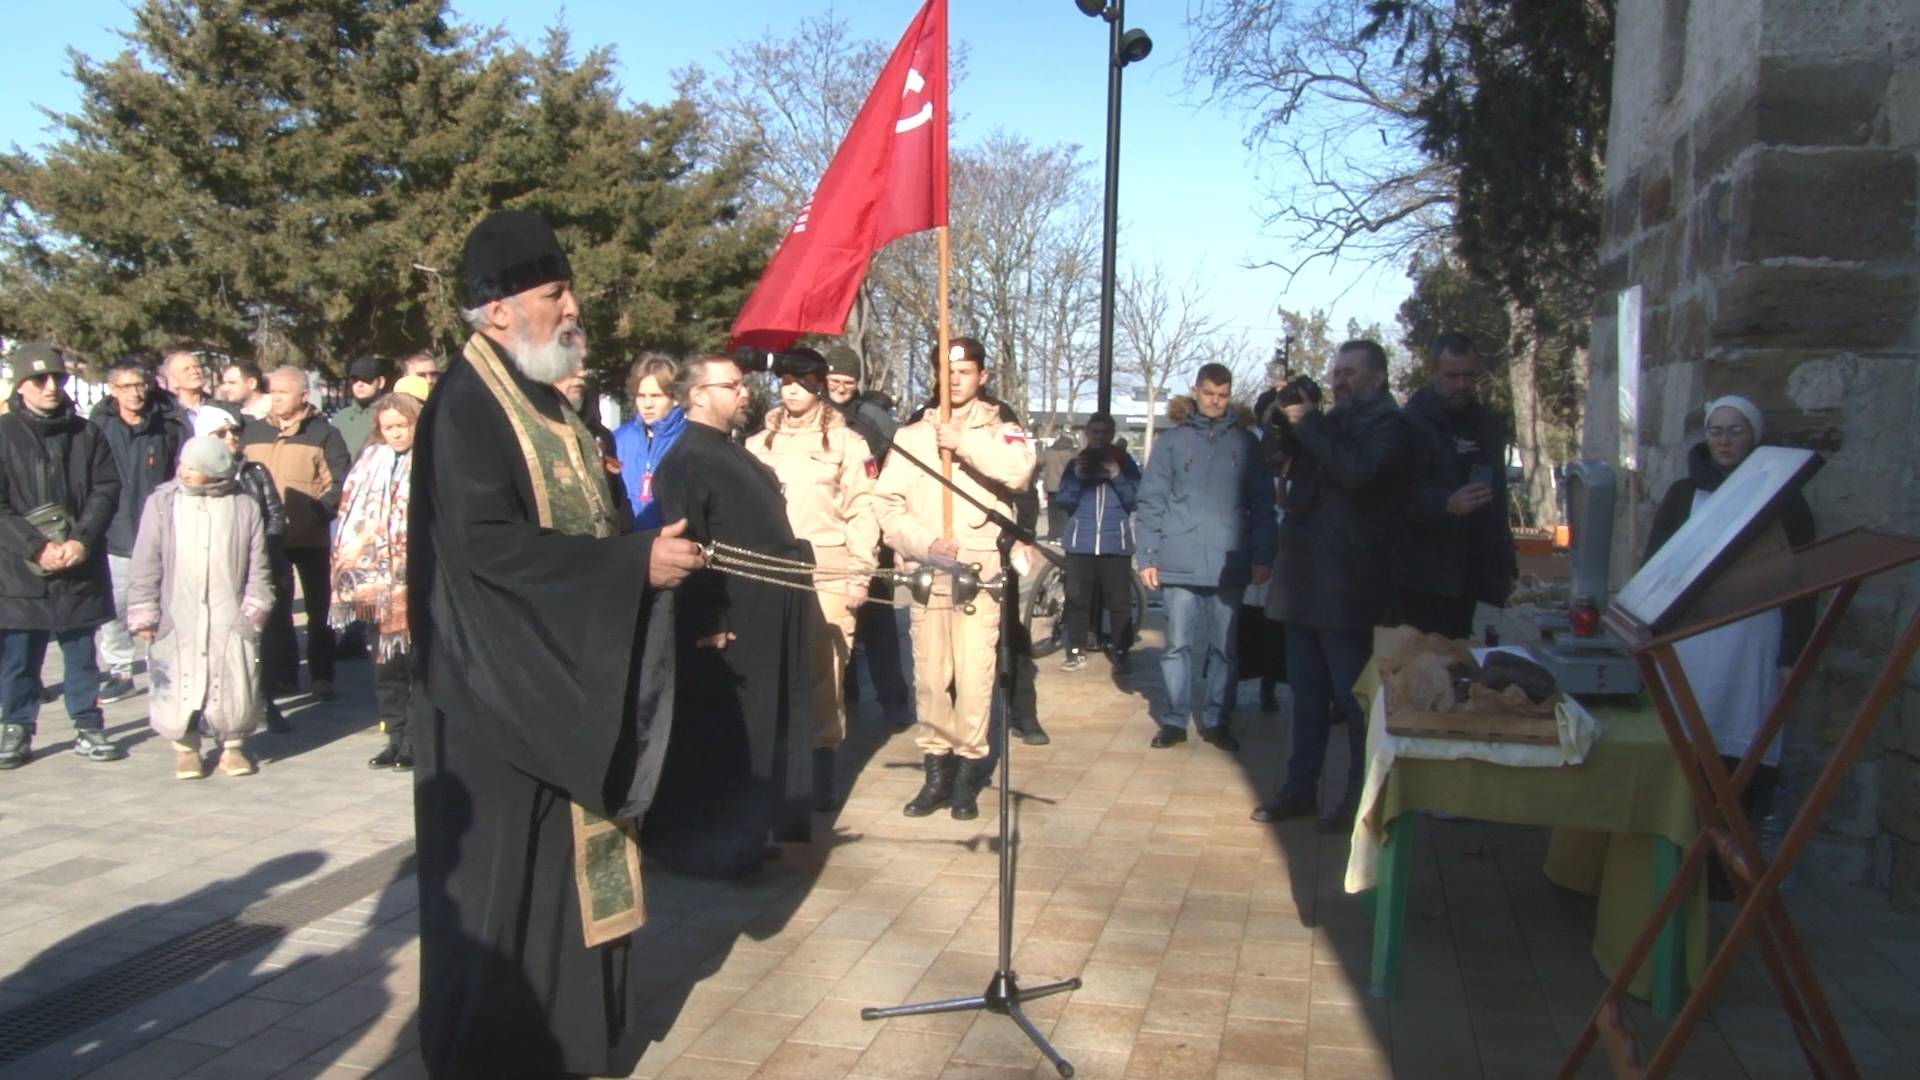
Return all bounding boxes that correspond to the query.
[1394,331,1518,639]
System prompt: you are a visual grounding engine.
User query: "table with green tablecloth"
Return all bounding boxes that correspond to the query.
[1345,663,1706,1016]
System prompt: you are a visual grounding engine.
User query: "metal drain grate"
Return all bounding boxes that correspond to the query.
[0,840,415,1066]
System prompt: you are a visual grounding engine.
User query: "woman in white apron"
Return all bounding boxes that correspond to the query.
[1642,395,1816,895]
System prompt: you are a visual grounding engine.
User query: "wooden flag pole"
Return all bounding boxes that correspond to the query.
[937,223,953,538]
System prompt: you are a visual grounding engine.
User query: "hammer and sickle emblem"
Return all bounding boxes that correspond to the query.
[895,67,933,134]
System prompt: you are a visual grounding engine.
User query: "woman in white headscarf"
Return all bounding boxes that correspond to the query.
[126,434,274,779]
[1643,395,1816,892]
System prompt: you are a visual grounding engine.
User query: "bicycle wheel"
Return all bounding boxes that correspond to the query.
[1023,562,1067,658]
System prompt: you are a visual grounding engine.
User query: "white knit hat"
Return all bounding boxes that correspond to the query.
[179,434,237,479]
[1703,395,1763,441]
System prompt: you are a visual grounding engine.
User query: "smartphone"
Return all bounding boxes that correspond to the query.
[1469,464,1494,489]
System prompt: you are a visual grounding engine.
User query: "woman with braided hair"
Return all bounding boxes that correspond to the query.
[747,350,880,811]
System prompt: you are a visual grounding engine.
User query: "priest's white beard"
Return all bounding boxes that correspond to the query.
[508,321,586,384]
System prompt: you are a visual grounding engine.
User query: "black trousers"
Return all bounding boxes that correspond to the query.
[265,545,336,687]
[377,653,413,746]
[1064,553,1134,653]
[1395,588,1478,641]
[845,578,911,717]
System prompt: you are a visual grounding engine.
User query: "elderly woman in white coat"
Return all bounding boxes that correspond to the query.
[127,435,274,780]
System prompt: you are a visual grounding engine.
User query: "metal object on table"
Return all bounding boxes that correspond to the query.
[1557,527,1920,1080]
[1528,460,1642,696]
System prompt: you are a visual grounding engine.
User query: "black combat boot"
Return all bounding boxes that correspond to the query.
[902,753,957,817]
[949,757,990,821]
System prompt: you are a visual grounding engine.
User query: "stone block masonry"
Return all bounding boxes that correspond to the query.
[1589,0,1920,907]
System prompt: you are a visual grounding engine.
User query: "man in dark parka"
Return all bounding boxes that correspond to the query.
[409,211,704,1080]
[0,344,124,768]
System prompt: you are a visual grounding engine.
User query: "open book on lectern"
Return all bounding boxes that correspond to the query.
[1614,445,1822,634]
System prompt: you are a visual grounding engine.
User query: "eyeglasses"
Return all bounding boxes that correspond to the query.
[111,381,149,391]
[698,380,745,393]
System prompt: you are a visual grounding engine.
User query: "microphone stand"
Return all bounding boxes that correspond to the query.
[840,397,1081,1078]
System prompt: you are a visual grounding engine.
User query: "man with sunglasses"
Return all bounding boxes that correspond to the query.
[0,344,125,769]
[88,359,188,703]
[1393,331,1516,639]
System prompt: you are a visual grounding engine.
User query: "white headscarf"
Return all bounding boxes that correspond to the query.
[1703,394,1762,441]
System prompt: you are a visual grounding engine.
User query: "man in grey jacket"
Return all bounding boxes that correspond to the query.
[1134,363,1277,751]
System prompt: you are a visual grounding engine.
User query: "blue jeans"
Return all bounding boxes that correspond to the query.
[1282,623,1371,808]
[1,628,105,734]
[1158,584,1243,730]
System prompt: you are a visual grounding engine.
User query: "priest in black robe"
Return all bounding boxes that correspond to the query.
[647,352,815,879]
[409,210,706,1080]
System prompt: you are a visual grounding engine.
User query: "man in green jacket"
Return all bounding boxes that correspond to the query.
[330,355,388,455]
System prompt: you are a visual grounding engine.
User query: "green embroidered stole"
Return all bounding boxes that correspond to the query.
[463,334,641,948]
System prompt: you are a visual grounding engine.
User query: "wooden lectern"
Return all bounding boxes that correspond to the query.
[1557,448,1920,1079]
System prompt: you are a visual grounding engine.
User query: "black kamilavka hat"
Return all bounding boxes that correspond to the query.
[461,210,573,306]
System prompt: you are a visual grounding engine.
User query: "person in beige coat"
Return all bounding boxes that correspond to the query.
[747,361,880,812]
[872,337,1036,821]
[127,435,274,780]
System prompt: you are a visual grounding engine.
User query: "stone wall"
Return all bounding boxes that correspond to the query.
[1587,0,1920,906]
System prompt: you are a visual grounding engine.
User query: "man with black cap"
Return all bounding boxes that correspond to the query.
[332,355,389,455]
[410,208,705,1080]
[0,343,125,769]
[822,343,912,730]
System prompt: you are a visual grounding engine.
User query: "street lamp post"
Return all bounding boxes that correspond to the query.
[1077,0,1151,418]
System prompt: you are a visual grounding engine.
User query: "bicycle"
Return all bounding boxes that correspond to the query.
[1019,540,1148,659]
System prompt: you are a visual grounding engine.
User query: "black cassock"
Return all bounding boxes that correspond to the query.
[647,421,812,877]
[409,354,674,1079]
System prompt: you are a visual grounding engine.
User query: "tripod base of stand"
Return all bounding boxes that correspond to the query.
[861,971,1083,1077]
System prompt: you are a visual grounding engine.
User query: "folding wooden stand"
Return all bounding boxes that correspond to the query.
[1556,528,1920,1080]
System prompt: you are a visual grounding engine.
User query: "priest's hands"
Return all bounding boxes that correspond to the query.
[697,632,736,650]
[649,519,706,589]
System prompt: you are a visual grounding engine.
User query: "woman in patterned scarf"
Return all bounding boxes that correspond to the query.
[330,391,421,770]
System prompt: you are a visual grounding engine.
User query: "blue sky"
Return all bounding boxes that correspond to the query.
[1,0,1413,357]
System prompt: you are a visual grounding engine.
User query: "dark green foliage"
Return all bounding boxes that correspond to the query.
[1364,0,1612,314]
[0,1,771,381]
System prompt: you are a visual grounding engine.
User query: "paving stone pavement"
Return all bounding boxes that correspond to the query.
[0,610,1914,1080]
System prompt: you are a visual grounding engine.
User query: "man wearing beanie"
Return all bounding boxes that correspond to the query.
[0,343,125,769]
[332,355,388,454]
[410,209,705,1080]
[821,343,912,730]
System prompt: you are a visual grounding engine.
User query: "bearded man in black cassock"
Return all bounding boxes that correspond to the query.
[645,353,815,879]
[409,210,706,1080]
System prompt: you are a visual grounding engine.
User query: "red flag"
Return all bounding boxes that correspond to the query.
[728,0,948,352]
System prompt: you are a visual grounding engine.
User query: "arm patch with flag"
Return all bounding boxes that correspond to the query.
[864,456,880,480]
[1003,429,1031,445]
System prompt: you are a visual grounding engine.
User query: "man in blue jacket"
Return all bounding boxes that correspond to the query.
[1051,412,1140,673]
[1135,364,1277,751]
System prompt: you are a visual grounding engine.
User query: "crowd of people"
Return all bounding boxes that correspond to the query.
[0,208,1812,1079]
[1032,339,1520,837]
[0,339,437,777]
